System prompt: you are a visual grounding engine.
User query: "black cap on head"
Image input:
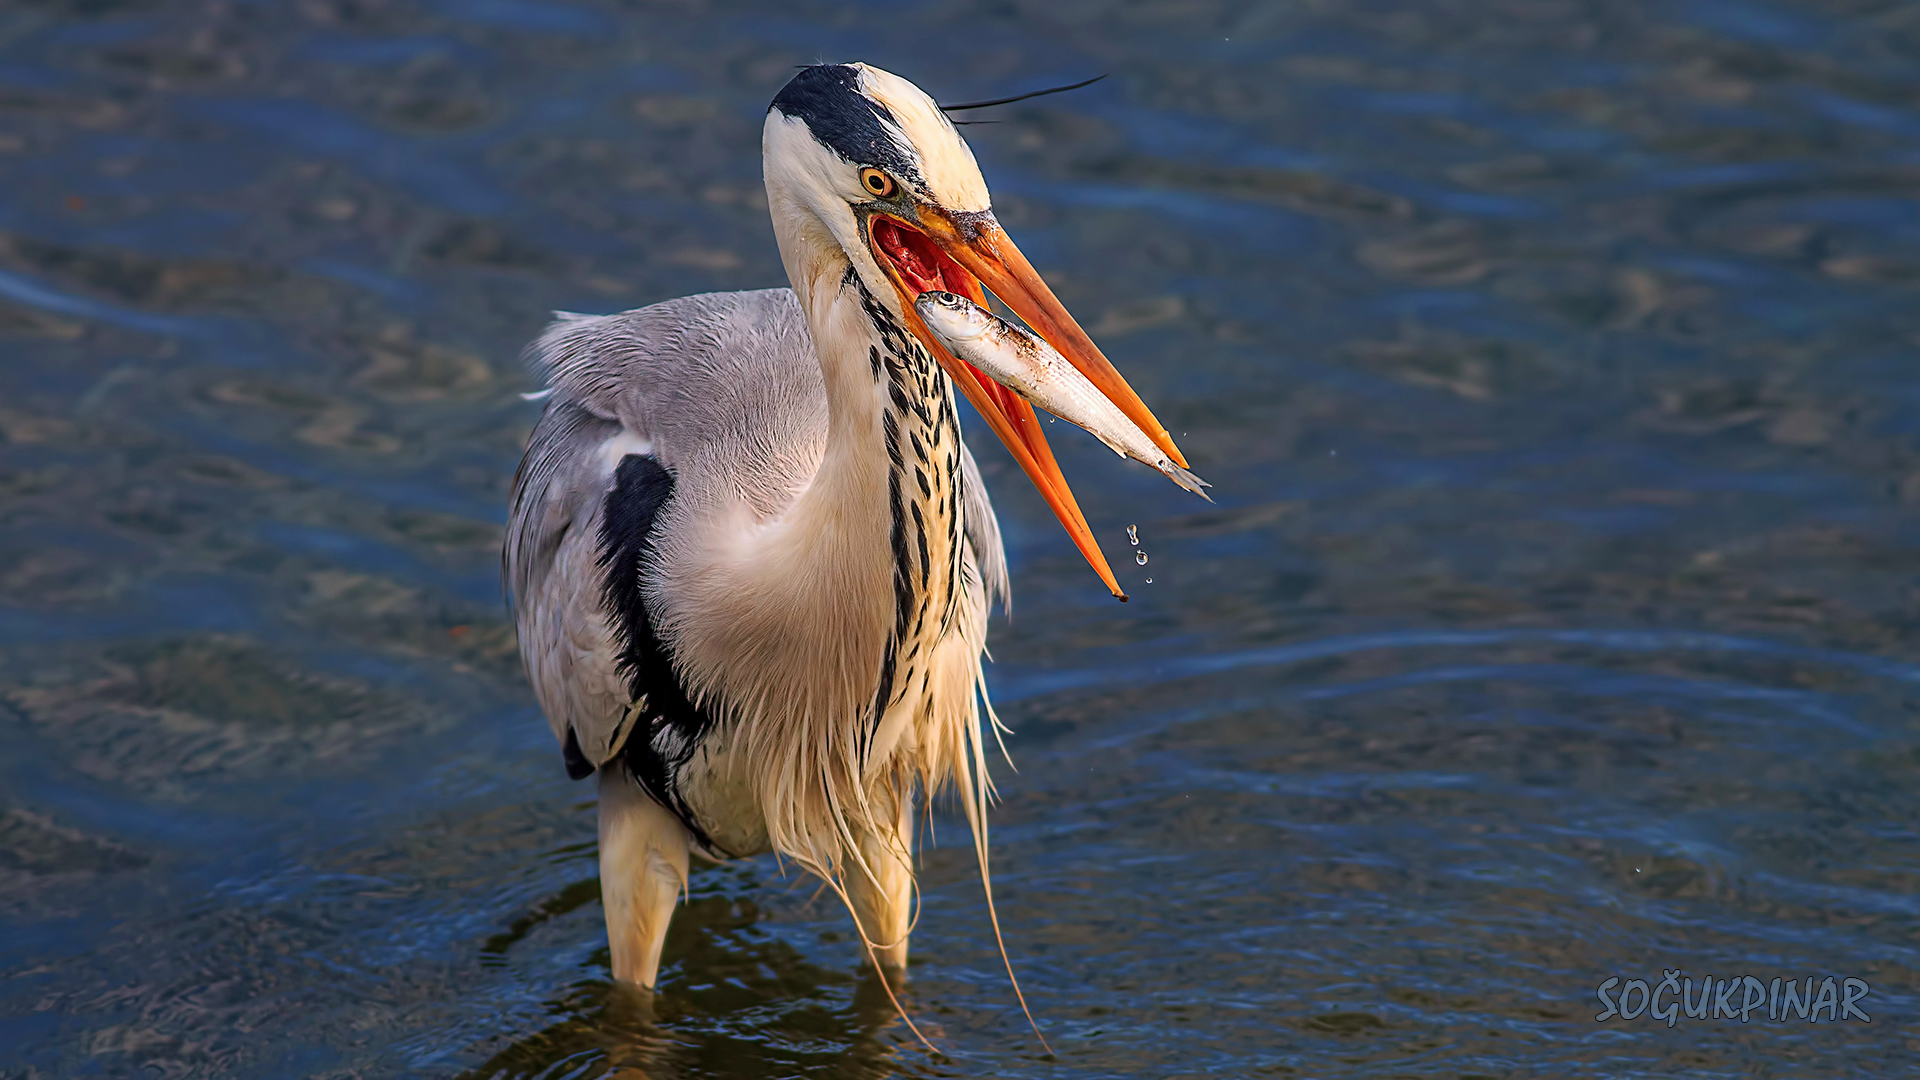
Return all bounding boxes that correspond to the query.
[770,64,923,187]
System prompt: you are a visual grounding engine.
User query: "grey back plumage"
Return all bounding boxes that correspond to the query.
[505,287,1008,776]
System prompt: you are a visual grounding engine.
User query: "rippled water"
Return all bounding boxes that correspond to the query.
[4,1,1919,1076]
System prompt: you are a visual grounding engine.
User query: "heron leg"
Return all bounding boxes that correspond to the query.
[846,792,915,975]
[597,766,690,988]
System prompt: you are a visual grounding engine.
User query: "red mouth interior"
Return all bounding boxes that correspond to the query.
[872,216,970,297]
[871,214,1025,439]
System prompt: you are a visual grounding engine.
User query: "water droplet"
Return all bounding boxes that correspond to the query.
[1144,577,1153,583]
[1126,524,1138,546]
[1048,417,1055,423]
[1135,551,1149,565]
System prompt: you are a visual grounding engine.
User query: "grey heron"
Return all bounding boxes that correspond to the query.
[504,63,1193,1011]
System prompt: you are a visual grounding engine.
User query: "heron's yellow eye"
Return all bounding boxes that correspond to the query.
[859,168,896,198]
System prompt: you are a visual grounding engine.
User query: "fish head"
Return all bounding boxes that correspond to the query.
[912,291,992,342]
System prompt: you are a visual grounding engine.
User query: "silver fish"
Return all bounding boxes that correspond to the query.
[915,291,1211,499]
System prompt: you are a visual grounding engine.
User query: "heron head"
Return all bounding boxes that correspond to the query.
[765,63,1187,599]
[763,64,990,308]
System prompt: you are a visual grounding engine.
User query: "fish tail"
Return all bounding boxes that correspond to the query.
[1159,461,1213,501]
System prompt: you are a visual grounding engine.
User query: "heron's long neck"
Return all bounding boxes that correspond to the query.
[655,203,974,862]
[779,258,967,745]
[663,254,965,784]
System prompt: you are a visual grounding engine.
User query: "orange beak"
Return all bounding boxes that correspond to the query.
[868,209,1188,601]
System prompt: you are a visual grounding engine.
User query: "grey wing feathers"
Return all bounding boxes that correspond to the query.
[507,290,824,770]
[505,398,618,622]
[505,397,632,765]
[528,289,827,516]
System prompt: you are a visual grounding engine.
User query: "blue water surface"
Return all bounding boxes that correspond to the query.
[1,1,1917,1077]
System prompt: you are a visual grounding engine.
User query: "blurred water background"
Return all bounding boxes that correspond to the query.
[3,0,1919,1076]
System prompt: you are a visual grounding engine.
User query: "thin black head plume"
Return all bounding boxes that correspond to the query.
[939,74,1107,113]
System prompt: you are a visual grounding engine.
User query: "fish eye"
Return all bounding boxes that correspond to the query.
[859,168,896,198]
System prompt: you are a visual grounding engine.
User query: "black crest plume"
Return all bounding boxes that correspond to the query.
[939,74,1106,124]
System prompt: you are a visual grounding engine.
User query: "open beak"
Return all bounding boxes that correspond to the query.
[869,209,1189,601]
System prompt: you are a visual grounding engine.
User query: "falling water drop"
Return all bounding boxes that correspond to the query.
[1135,551,1149,566]
[1126,524,1138,546]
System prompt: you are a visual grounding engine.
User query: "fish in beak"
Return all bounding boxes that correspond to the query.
[914,290,1211,500]
[867,209,1193,601]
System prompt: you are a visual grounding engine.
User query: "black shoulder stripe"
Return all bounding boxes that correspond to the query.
[561,726,594,781]
[597,454,728,856]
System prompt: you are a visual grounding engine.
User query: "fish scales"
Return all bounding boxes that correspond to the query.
[914,291,1211,499]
